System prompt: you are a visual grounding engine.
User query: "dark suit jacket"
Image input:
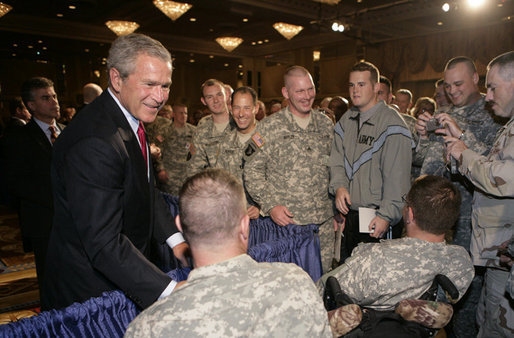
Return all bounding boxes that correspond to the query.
[42,90,178,310]
[4,119,63,240]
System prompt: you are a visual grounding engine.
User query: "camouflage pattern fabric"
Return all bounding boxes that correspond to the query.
[145,116,172,146]
[124,254,332,338]
[395,299,453,329]
[159,122,196,195]
[188,114,235,177]
[214,130,249,184]
[243,107,334,225]
[476,269,514,337]
[401,113,421,180]
[328,304,362,336]
[459,116,514,337]
[317,237,474,311]
[418,96,502,337]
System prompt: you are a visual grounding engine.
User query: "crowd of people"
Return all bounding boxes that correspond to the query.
[1,31,513,337]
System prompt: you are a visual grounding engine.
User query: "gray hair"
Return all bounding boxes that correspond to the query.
[488,51,514,81]
[107,33,171,81]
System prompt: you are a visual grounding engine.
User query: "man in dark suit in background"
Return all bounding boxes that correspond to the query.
[4,77,62,293]
[42,33,189,311]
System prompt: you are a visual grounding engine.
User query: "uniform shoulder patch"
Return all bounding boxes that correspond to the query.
[251,132,265,148]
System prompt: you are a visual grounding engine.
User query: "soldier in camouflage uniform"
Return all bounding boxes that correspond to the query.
[188,79,235,177]
[145,105,172,145]
[243,66,335,273]
[415,56,503,337]
[125,169,332,338]
[318,175,474,311]
[157,103,196,195]
[445,51,514,337]
[214,86,260,218]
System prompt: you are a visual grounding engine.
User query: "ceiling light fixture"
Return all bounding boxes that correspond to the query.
[442,3,450,12]
[331,21,345,32]
[467,0,485,9]
[313,50,320,62]
[312,0,341,4]
[215,37,243,52]
[105,20,140,36]
[273,22,303,40]
[0,2,12,18]
[153,0,192,21]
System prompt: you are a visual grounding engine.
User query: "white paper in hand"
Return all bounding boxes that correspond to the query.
[359,207,376,233]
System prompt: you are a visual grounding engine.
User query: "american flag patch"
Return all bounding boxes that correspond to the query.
[251,132,265,148]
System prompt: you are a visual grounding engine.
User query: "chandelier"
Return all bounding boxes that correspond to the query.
[273,22,304,40]
[215,37,243,52]
[105,21,140,36]
[0,2,12,18]
[312,0,341,4]
[153,0,192,21]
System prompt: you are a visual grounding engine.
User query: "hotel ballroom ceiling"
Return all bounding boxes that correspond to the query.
[0,0,512,65]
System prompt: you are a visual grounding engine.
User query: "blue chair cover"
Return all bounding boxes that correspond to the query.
[248,217,322,281]
[155,192,182,272]
[0,268,190,338]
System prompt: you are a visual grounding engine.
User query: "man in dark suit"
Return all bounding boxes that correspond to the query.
[4,77,62,293]
[42,33,189,311]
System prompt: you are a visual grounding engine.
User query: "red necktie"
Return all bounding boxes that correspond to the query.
[137,122,148,171]
[49,125,58,144]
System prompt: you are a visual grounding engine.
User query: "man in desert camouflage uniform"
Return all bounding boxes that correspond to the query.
[243,66,334,272]
[415,56,502,337]
[214,86,260,219]
[318,175,474,311]
[125,169,332,338]
[188,79,235,176]
[157,103,196,195]
[445,51,514,337]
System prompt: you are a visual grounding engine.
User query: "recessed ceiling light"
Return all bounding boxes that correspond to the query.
[38,40,43,43]
[243,18,248,22]
[238,64,243,68]
[442,3,450,12]
[257,40,263,44]
[251,42,256,45]
[189,59,195,63]
[84,48,90,52]
[437,21,443,26]
[209,28,214,32]
[12,53,16,57]
[28,45,33,49]
[224,63,229,67]
[189,17,196,22]
[209,55,214,59]
[36,51,40,55]
[13,43,17,47]
[498,3,503,7]
[69,5,76,9]
[264,39,269,43]
[56,13,63,17]
[42,46,47,50]
[239,72,243,76]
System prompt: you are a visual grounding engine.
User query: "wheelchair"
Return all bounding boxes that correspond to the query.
[323,274,459,337]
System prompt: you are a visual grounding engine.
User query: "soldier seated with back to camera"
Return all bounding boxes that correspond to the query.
[317,175,474,311]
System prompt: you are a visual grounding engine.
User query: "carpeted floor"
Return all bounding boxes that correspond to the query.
[0,206,39,314]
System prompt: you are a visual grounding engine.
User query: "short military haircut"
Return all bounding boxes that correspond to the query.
[444,56,477,75]
[20,77,54,108]
[379,76,392,94]
[9,97,26,116]
[179,169,246,247]
[200,78,224,98]
[232,86,258,106]
[107,33,171,83]
[283,65,311,87]
[435,78,445,88]
[405,175,461,235]
[351,61,380,84]
[397,89,413,102]
[487,51,514,81]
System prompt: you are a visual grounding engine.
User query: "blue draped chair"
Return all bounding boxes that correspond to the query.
[0,268,190,338]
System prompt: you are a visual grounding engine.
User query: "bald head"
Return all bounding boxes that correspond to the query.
[83,83,103,104]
